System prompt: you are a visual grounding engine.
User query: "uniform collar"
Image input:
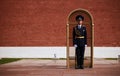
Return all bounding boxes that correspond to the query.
[78,24,82,26]
[78,25,82,29]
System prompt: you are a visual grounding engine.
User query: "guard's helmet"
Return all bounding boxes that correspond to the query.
[76,15,84,21]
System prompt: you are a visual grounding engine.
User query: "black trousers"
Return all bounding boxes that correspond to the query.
[75,46,85,67]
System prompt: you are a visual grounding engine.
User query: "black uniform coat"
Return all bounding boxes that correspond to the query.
[73,25,87,46]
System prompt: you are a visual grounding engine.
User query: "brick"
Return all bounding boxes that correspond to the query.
[0,0,120,46]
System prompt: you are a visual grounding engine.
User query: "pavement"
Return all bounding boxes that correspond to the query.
[0,58,120,76]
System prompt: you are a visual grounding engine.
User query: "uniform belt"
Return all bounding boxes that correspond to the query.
[76,36,84,38]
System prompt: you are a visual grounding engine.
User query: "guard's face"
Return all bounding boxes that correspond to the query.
[78,20,83,25]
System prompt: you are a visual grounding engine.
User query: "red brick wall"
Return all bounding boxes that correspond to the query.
[0,0,120,46]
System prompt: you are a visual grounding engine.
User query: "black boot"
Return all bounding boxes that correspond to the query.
[75,65,84,69]
[79,65,84,69]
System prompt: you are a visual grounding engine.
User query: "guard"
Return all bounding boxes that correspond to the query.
[73,15,87,69]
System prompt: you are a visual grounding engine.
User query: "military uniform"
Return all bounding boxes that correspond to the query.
[73,15,87,69]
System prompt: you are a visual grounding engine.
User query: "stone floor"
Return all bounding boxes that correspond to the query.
[0,59,120,76]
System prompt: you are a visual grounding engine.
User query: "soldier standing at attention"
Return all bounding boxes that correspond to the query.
[73,15,87,69]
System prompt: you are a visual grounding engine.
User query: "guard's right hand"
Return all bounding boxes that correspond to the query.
[74,44,77,48]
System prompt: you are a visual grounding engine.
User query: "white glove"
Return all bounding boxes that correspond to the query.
[85,45,87,47]
[74,44,77,48]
